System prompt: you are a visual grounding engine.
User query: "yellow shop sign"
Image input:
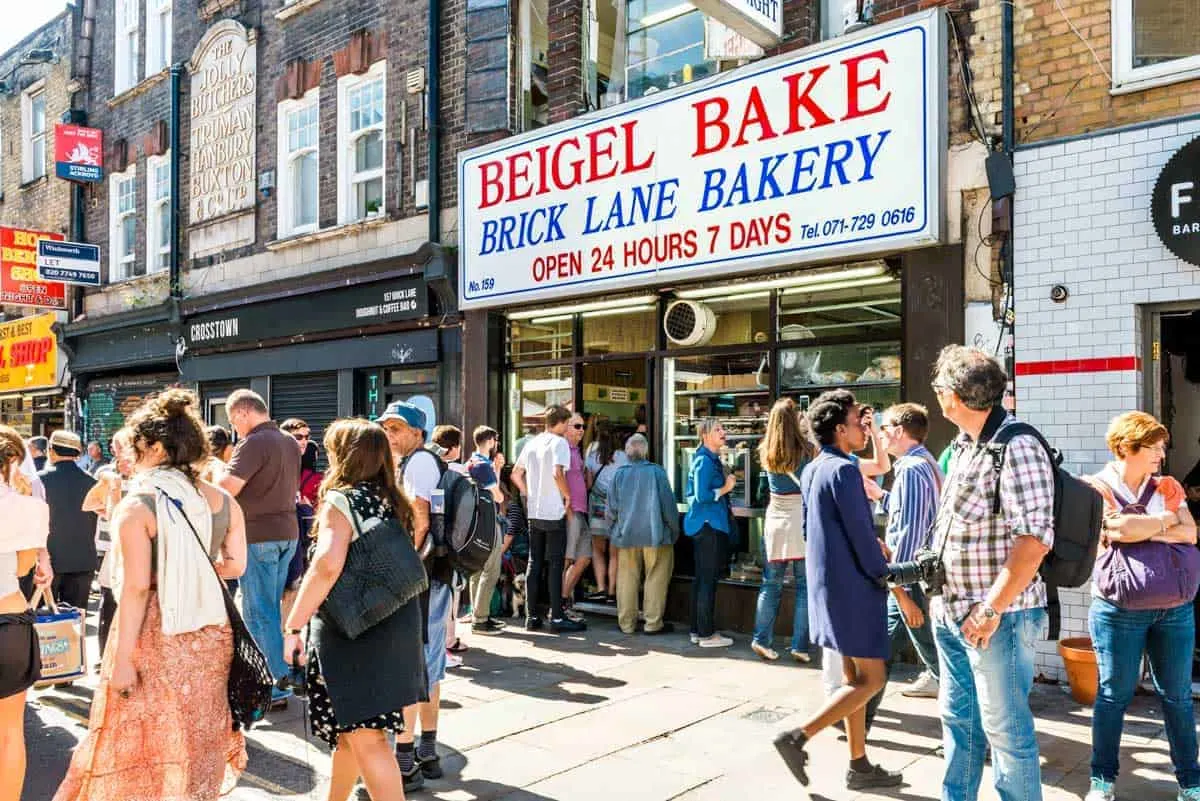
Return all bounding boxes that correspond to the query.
[0,313,59,393]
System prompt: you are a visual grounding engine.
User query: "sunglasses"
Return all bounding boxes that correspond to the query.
[292,433,311,441]
[571,424,585,430]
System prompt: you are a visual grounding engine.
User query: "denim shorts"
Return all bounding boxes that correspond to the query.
[424,580,452,688]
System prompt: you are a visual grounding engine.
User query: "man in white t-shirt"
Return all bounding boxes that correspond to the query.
[512,405,586,633]
[378,401,450,793]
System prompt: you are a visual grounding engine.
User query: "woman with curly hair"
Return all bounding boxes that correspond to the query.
[54,390,248,801]
[283,418,428,801]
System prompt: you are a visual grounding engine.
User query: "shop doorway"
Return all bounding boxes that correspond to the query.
[579,358,649,450]
[358,366,441,433]
[1148,305,1200,679]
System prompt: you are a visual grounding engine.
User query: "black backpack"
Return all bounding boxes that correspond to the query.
[987,422,1104,638]
[403,449,499,575]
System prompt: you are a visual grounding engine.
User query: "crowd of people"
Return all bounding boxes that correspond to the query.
[2,343,1200,801]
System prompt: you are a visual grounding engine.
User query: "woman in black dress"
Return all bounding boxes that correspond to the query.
[284,419,427,801]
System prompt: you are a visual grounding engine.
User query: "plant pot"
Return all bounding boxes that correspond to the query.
[1058,636,1099,706]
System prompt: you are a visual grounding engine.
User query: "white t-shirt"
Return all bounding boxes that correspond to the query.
[403,448,442,503]
[516,431,571,521]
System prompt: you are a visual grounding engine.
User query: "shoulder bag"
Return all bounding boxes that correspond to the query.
[318,492,429,640]
[1093,477,1200,611]
[164,491,273,732]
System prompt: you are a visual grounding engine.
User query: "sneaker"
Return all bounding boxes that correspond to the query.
[698,634,733,648]
[419,754,444,780]
[446,652,464,669]
[846,764,903,790]
[752,641,780,661]
[690,632,700,644]
[270,688,292,710]
[400,762,425,792]
[1177,786,1200,801]
[1085,778,1115,801]
[773,732,810,786]
[902,671,940,698]
[643,622,675,635]
[525,616,543,631]
[562,607,585,623]
[584,590,608,602]
[550,617,587,633]
[790,649,812,664]
[472,618,504,635]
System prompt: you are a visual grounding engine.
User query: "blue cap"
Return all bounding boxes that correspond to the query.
[376,400,427,435]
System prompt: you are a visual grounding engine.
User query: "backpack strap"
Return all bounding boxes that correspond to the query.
[987,421,1060,516]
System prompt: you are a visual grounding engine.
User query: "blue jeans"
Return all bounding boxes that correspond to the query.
[935,607,1045,801]
[1089,598,1199,788]
[242,539,298,682]
[752,555,808,653]
[866,586,940,728]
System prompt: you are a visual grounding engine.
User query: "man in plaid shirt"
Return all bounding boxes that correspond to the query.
[930,346,1055,801]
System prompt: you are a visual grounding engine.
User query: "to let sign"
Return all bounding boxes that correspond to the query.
[37,240,101,286]
[457,11,946,310]
[0,313,59,393]
[0,228,66,309]
[54,124,104,182]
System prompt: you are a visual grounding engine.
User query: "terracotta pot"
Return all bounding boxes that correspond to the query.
[1058,637,1099,706]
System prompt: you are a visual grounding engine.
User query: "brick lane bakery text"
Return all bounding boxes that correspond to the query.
[458,15,940,306]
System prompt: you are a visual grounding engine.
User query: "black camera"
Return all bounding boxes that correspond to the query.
[885,548,946,596]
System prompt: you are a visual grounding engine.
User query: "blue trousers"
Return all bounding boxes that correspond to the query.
[242,539,298,682]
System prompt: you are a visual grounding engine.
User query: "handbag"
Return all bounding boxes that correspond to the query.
[588,464,608,522]
[318,490,429,640]
[1093,477,1200,611]
[29,586,85,687]
[165,491,273,732]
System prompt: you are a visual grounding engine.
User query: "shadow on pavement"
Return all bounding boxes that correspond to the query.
[453,647,626,704]
[24,703,79,801]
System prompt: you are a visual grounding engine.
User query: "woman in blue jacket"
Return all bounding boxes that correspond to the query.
[684,418,737,648]
[774,390,901,792]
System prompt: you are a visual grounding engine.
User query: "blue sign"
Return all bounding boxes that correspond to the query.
[37,240,101,286]
[56,163,102,182]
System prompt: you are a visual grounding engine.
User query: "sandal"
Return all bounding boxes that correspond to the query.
[447,638,468,654]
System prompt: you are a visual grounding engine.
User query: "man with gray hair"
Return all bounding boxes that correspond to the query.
[606,434,680,635]
[929,346,1055,801]
[220,388,302,708]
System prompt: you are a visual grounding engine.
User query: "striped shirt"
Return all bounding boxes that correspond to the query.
[882,445,941,565]
[931,413,1056,624]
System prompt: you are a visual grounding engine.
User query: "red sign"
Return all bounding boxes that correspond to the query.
[54,124,104,182]
[0,228,66,309]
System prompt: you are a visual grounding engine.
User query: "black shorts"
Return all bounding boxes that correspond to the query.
[0,612,41,699]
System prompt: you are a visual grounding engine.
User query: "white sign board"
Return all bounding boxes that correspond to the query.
[457,11,946,310]
[37,240,101,286]
[705,18,765,61]
[690,0,783,47]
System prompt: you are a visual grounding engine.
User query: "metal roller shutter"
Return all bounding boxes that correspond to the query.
[270,372,338,468]
[84,374,177,455]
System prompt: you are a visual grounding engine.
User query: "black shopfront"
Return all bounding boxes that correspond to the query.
[180,268,460,448]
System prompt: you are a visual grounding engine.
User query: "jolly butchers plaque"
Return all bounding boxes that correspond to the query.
[189,21,257,225]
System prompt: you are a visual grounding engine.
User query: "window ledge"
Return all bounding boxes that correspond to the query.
[108,71,169,108]
[1112,66,1200,96]
[105,270,168,290]
[19,176,48,191]
[275,0,325,21]
[266,215,390,251]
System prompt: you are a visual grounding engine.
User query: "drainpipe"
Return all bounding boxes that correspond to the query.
[427,0,440,245]
[168,63,183,302]
[70,0,97,320]
[1000,2,1017,393]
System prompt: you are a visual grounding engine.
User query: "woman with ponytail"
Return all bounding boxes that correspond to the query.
[0,426,49,801]
[54,390,248,801]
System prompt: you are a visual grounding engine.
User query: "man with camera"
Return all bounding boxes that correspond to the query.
[863,403,943,729]
[928,346,1055,801]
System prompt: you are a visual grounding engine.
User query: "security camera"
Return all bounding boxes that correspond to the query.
[1050,284,1069,303]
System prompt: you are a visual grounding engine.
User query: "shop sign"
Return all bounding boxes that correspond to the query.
[457,10,945,310]
[54,124,104,182]
[37,240,101,286]
[0,313,59,393]
[0,228,66,309]
[690,0,783,48]
[705,18,765,61]
[1152,136,1200,267]
[189,21,257,225]
[184,276,427,349]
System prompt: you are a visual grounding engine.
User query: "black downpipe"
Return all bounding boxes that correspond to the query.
[427,0,441,245]
[1000,3,1016,371]
[169,63,184,300]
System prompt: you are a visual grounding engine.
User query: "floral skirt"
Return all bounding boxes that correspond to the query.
[53,594,247,801]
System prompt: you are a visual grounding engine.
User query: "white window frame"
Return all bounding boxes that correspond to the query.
[109,166,139,282]
[145,0,171,76]
[21,83,47,183]
[276,89,320,238]
[146,153,171,275]
[114,0,140,95]
[1111,0,1200,93]
[336,61,386,225]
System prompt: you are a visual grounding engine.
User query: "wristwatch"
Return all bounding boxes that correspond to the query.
[977,603,999,621]
[285,628,303,636]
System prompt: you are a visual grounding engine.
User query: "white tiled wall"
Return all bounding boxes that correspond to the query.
[1013,116,1200,679]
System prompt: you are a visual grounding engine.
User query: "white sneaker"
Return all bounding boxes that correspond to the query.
[445,652,464,669]
[690,632,700,644]
[1085,778,1115,801]
[901,671,940,698]
[698,634,733,648]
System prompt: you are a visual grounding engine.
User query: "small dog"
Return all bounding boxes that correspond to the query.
[510,573,527,621]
